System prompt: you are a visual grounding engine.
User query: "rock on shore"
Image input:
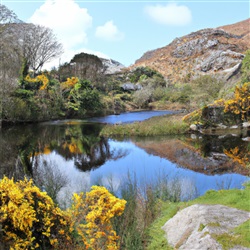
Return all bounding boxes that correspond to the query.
[162,204,250,249]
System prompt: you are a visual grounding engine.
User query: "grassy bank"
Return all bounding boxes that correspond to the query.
[146,182,250,250]
[100,114,189,137]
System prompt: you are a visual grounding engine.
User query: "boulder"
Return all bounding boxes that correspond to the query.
[190,124,198,131]
[243,122,250,128]
[162,204,250,250]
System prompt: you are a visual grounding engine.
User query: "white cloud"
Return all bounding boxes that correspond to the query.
[29,0,92,48]
[29,0,108,69]
[145,3,192,26]
[95,20,124,41]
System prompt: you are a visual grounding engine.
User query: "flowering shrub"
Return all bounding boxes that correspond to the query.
[25,74,49,90]
[183,83,250,125]
[61,77,79,89]
[71,186,126,250]
[182,108,202,124]
[0,178,126,249]
[0,177,72,250]
[224,82,250,121]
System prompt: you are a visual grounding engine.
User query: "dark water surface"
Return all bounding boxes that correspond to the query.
[0,111,249,205]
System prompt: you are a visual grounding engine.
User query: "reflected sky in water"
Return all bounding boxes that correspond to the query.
[40,138,248,202]
[1,110,249,205]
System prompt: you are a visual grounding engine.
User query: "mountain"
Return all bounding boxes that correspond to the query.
[132,19,250,83]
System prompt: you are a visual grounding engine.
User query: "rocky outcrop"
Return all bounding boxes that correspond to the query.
[133,19,250,83]
[121,82,142,91]
[162,204,250,250]
[101,58,125,75]
[59,52,124,82]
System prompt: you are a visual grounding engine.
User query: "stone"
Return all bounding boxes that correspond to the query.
[242,122,250,128]
[190,124,198,131]
[230,125,239,129]
[101,58,125,74]
[121,82,136,91]
[242,137,250,141]
[162,204,250,250]
[217,123,227,129]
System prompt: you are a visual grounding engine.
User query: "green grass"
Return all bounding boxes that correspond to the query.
[146,201,180,250]
[198,223,206,232]
[212,220,250,250]
[188,183,250,211]
[146,182,250,249]
[100,114,189,137]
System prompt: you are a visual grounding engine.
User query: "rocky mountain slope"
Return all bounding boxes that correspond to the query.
[133,19,250,83]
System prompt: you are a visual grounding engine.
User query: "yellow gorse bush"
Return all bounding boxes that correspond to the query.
[71,186,126,250]
[25,74,49,90]
[183,83,250,124]
[61,77,79,90]
[224,82,250,121]
[0,177,72,250]
[0,178,126,250]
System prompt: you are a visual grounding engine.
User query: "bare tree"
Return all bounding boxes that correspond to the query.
[0,4,19,31]
[0,4,21,127]
[19,24,63,73]
[33,159,69,205]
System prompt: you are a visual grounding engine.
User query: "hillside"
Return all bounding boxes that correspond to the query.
[133,19,250,83]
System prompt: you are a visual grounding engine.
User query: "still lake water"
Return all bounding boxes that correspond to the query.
[0,111,249,205]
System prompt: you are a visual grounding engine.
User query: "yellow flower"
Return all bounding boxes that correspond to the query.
[59,229,65,235]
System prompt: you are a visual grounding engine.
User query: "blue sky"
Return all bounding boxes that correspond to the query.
[2,0,249,69]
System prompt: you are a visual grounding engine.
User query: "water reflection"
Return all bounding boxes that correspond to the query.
[134,133,249,176]
[0,118,249,206]
[0,122,128,179]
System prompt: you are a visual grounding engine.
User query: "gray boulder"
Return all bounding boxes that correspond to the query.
[162,204,250,250]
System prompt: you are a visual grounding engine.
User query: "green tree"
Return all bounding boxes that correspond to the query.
[66,79,102,117]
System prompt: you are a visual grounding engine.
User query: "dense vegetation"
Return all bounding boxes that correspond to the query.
[0,177,126,250]
[1,176,249,250]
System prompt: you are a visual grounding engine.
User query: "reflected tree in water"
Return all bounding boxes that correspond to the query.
[33,159,69,204]
[0,122,128,180]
